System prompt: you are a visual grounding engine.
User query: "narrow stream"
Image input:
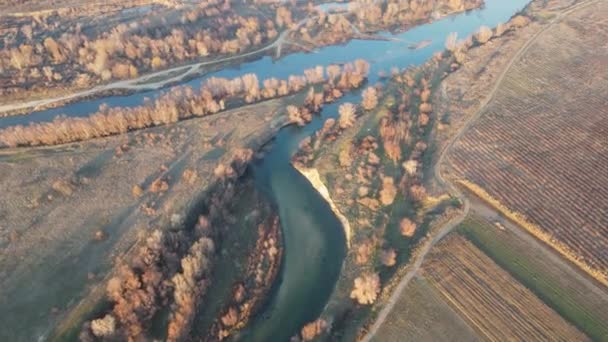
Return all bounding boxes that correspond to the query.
[0,1,530,340]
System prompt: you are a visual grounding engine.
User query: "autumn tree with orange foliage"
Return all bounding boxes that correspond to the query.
[400,218,417,237]
[350,273,380,305]
[300,319,328,341]
[0,60,370,148]
[338,102,357,129]
[361,86,378,110]
[167,236,215,341]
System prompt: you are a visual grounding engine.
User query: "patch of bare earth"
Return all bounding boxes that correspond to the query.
[446,0,608,283]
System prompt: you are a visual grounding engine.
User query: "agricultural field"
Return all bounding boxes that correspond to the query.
[371,276,480,342]
[421,234,587,341]
[446,0,608,285]
[459,213,608,340]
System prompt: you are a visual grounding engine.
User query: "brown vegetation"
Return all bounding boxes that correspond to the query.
[379,176,397,206]
[361,86,378,110]
[78,144,262,340]
[338,102,357,129]
[296,0,483,51]
[90,314,116,338]
[422,235,586,341]
[0,0,301,101]
[474,25,493,44]
[207,216,282,341]
[97,230,177,340]
[380,248,397,267]
[0,93,286,341]
[399,218,417,237]
[289,52,470,339]
[448,4,608,284]
[0,60,369,147]
[167,235,215,342]
[300,319,328,341]
[350,273,380,305]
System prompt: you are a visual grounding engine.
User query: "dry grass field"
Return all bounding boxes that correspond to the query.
[459,213,608,340]
[0,97,289,341]
[447,0,608,284]
[422,235,588,341]
[372,276,480,342]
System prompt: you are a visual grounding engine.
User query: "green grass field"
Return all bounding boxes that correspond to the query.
[458,216,608,341]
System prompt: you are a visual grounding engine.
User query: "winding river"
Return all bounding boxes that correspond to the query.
[0,1,530,340]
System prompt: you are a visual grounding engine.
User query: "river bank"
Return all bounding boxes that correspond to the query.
[0,96,289,341]
[293,165,352,247]
[0,0,486,119]
[280,2,537,339]
[0,0,533,340]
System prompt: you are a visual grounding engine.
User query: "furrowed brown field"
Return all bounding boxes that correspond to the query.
[422,235,587,341]
[372,276,480,342]
[447,1,608,284]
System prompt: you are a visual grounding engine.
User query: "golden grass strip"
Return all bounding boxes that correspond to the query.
[457,179,608,288]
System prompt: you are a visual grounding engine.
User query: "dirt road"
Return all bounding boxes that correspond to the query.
[361,1,600,340]
[0,19,307,116]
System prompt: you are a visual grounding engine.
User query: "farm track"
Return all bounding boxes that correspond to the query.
[362,0,601,340]
[422,235,588,341]
[0,18,308,116]
[469,197,608,304]
[449,0,608,280]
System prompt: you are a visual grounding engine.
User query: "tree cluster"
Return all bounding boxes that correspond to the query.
[0,61,370,147]
[444,15,531,67]
[0,0,293,99]
[207,215,282,341]
[80,149,257,341]
[296,0,483,49]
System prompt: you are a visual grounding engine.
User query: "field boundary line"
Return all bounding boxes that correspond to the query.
[361,0,601,340]
[459,179,608,288]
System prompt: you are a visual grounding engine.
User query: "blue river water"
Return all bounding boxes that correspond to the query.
[0,1,530,340]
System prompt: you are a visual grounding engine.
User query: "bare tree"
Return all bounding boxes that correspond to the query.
[445,32,458,52]
[350,273,380,305]
[475,26,493,44]
[400,218,417,237]
[338,102,357,129]
[361,86,378,110]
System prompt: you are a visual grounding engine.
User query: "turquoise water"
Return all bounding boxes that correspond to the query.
[0,0,528,129]
[0,0,530,340]
[315,2,350,13]
[233,1,530,340]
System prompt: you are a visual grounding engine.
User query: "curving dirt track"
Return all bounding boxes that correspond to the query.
[362,0,601,339]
